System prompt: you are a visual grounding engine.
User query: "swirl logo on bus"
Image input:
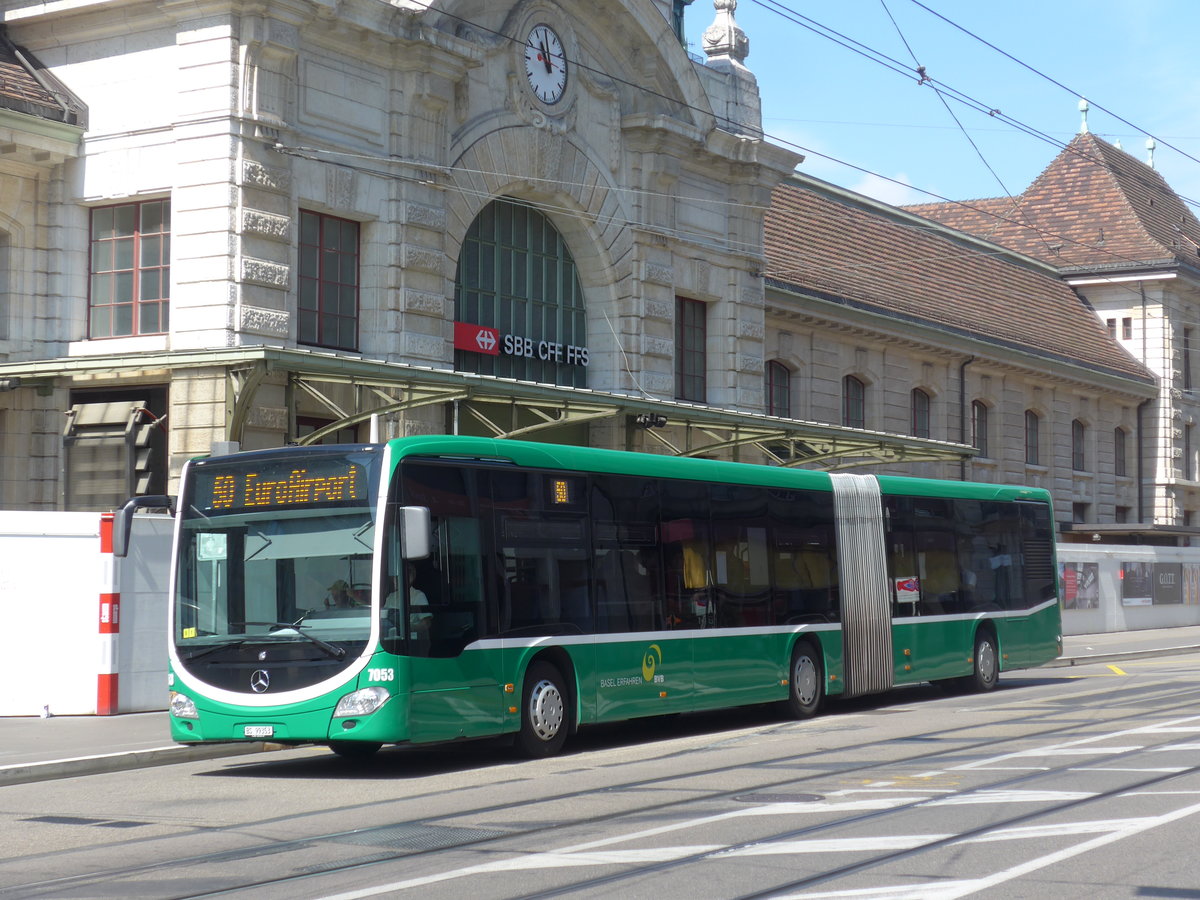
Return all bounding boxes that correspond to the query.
[642,644,663,683]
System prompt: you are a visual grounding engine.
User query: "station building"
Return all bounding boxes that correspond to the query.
[0,0,1176,541]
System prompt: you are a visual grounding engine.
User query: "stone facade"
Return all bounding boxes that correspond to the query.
[0,0,1166,527]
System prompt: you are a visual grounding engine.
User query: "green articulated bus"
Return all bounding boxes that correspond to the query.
[165,436,1062,758]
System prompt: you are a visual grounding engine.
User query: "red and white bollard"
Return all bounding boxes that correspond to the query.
[97,512,120,715]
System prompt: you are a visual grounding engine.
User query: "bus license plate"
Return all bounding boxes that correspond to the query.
[244,725,274,738]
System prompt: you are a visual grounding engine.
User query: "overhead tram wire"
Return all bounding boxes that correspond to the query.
[876,0,1061,260]
[747,0,1200,214]
[906,0,1200,174]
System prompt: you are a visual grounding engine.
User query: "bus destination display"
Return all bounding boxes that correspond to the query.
[193,456,370,513]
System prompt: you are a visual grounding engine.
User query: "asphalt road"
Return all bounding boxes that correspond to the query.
[0,648,1198,899]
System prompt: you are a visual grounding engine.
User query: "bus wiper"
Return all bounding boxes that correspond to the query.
[234,621,347,660]
[185,638,249,662]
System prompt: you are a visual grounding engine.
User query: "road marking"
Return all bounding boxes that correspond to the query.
[1107,664,1128,675]
[774,796,1200,900]
[725,835,952,856]
[923,789,1094,806]
[1072,766,1188,773]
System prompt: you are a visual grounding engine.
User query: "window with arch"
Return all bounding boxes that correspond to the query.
[843,376,866,429]
[765,360,791,418]
[454,197,587,388]
[1072,419,1087,471]
[971,400,989,458]
[1025,410,1041,466]
[1114,427,1127,477]
[910,388,930,438]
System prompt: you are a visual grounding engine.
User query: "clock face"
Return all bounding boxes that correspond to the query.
[523,24,567,104]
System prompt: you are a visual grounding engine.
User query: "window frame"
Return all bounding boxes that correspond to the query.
[910,388,931,438]
[298,209,360,352]
[1024,410,1040,466]
[971,400,989,458]
[842,375,866,429]
[765,360,791,418]
[675,297,707,403]
[88,199,171,339]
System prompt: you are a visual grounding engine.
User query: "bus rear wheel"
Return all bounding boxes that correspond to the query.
[784,641,823,719]
[515,661,569,758]
[958,630,999,693]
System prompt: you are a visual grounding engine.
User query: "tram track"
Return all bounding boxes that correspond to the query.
[3,671,1198,900]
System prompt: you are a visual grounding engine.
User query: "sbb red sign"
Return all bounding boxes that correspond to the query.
[454,322,500,355]
[454,321,589,367]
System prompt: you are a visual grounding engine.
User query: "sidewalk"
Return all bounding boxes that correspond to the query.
[2,625,1199,787]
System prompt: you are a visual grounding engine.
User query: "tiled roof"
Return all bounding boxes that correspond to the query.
[903,132,1200,272]
[0,27,86,126]
[764,175,1153,385]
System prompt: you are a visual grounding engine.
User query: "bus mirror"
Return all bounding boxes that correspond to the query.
[112,495,175,558]
[398,505,431,559]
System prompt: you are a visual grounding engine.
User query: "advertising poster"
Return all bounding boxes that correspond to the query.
[1120,561,1153,606]
[1060,562,1098,609]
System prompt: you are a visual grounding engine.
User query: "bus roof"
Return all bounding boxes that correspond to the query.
[385,436,1052,504]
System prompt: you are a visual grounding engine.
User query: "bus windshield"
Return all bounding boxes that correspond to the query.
[172,448,381,669]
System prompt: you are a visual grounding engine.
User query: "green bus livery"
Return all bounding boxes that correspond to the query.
[165,436,1062,758]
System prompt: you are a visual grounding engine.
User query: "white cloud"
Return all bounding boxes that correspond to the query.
[847,172,926,207]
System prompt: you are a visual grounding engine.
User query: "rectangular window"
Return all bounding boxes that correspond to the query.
[1114,427,1127,477]
[971,401,989,458]
[299,210,359,351]
[1185,329,1193,391]
[1024,411,1040,466]
[1106,318,1116,338]
[675,297,706,402]
[1072,419,1086,471]
[1122,317,1133,340]
[89,200,170,338]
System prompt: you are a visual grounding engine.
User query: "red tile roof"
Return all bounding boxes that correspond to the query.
[764,175,1153,385]
[0,27,86,126]
[903,132,1200,273]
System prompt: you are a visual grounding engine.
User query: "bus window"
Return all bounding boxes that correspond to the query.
[591,474,661,633]
[394,462,489,657]
[488,469,592,635]
[711,484,772,627]
[769,488,838,624]
[661,478,712,628]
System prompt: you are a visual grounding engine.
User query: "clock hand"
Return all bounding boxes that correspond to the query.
[539,39,553,74]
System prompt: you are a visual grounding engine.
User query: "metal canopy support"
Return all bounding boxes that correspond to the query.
[0,346,975,470]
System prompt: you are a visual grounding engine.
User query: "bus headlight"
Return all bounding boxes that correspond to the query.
[334,686,390,718]
[170,692,199,720]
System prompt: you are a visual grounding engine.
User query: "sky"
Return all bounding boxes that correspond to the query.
[684,0,1200,210]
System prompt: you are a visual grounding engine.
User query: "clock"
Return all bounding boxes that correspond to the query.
[523,24,567,104]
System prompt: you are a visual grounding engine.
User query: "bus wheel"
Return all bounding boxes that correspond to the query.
[784,642,823,719]
[960,631,999,693]
[516,661,569,758]
[329,741,382,759]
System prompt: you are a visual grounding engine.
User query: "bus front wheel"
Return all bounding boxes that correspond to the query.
[784,642,824,719]
[516,661,569,758]
[959,631,999,693]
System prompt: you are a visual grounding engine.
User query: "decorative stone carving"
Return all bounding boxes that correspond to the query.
[243,160,291,194]
[239,305,290,338]
[242,257,290,288]
[242,209,291,241]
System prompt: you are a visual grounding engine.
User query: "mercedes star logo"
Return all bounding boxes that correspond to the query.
[250,670,270,693]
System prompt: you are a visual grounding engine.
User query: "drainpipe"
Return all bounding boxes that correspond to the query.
[1137,398,1151,523]
[959,355,974,481]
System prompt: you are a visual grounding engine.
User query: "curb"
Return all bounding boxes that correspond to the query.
[0,742,275,788]
[1046,644,1200,668]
